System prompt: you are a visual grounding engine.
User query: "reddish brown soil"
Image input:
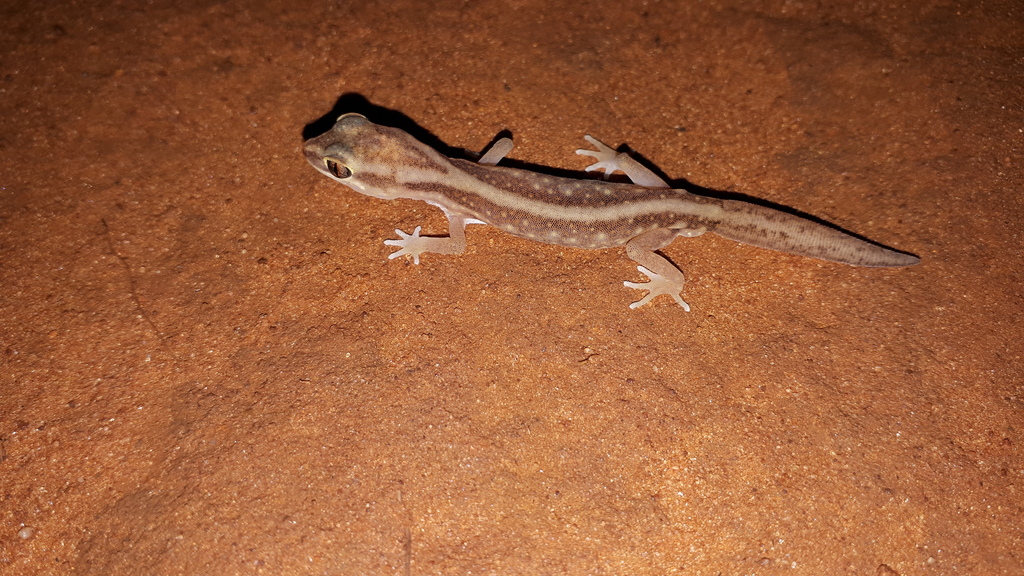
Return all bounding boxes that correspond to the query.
[2,1,1022,574]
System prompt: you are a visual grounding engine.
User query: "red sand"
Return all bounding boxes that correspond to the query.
[1,1,1021,574]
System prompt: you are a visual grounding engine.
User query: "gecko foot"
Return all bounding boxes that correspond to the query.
[623,266,691,311]
[575,135,624,180]
[384,226,428,264]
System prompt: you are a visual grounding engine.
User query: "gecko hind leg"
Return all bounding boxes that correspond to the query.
[624,266,690,311]
[575,135,669,188]
[622,227,706,311]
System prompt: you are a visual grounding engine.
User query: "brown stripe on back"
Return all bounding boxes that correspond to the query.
[434,159,717,249]
[451,159,682,208]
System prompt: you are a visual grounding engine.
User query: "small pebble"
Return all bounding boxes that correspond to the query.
[18,526,36,539]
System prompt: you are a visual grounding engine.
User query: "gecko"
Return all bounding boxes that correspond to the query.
[303,113,918,310]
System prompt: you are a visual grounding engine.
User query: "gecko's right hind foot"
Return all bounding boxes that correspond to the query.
[623,266,691,311]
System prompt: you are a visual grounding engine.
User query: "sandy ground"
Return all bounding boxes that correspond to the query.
[2,0,1022,574]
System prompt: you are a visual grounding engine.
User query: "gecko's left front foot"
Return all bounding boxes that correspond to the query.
[624,266,691,311]
[575,135,624,179]
[384,226,428,264]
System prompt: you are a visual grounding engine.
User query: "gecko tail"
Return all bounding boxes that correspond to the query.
[711,199,920,267]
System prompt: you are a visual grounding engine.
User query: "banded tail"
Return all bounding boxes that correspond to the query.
[711,199,919,267]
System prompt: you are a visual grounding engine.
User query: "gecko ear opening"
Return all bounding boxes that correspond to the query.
[325,159,352,179]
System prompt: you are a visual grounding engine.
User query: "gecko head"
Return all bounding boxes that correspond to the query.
[303,113,446,200]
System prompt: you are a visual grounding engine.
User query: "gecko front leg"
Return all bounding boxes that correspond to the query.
[384,140,507,264]
[384,212,471,264]
[478,137,514,166]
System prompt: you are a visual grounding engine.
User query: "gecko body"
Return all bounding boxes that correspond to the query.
[303,113,918,310]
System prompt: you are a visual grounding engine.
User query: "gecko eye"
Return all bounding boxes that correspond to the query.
[325,159,352,179]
